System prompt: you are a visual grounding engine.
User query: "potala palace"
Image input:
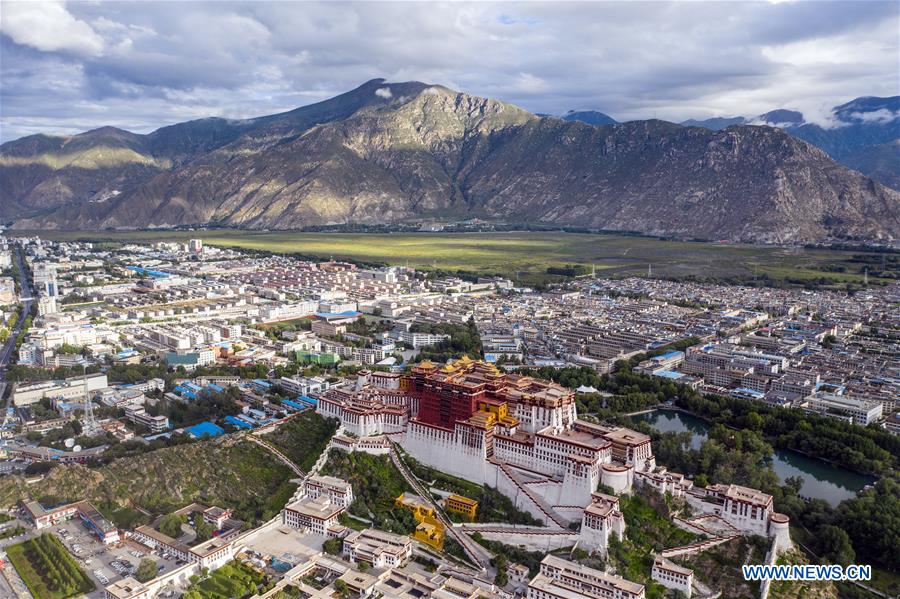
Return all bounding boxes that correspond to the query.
[317,358,792,556]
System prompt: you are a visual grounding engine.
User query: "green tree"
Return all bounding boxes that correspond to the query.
[194,517,213,542]
[817,525,856,567]
[158,513,186,538]
[323,537,343,555]
[744,411,764,431]
[136,558,158,582]
[835,476,900,571]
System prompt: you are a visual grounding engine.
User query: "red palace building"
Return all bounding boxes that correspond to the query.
[406,358,508,428]
[405,357,574,431]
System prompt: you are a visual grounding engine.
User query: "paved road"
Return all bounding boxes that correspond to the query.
[1,243,33,424]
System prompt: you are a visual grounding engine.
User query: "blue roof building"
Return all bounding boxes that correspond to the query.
[224,415,253,430]
[186,421,225,439]
[653,370,685,380]
[251,379,272,392]
[281,399,304,411]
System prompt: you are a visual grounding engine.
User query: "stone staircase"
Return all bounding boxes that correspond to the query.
[660,534,738,558]
[495,462,568,530]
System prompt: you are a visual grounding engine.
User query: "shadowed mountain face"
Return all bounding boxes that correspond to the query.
[562,111,618,125]
[3,80,899,243]
[679,97,900,190]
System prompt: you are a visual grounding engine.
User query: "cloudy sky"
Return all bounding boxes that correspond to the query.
[1,0,897,142]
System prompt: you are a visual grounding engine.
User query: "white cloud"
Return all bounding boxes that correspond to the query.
[0,1,897,141]
[846,108,900,123]
[375,87,392,99]
[1,0,105,56]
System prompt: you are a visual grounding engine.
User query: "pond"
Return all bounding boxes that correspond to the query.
[631,409,876,506]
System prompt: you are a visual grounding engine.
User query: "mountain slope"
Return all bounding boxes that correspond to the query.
[562,110,618,125]
[0,127,169,220]
[681,97,900,189]
[0,78,414,221]
[4,81,899,243]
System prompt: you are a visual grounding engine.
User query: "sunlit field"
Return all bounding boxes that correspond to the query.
[20,229,893,288]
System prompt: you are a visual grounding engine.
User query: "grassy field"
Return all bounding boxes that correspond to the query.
[18,229,895,287]
[6,533,95,599]
[183,560,267,599]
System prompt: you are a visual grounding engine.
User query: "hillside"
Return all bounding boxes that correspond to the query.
[3,80,898,243]
[0,437,294,525]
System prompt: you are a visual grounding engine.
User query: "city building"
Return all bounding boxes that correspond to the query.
[124,405,170,433]
[104,578,152,599]
[282,475,353,536]
[20,499,120,544]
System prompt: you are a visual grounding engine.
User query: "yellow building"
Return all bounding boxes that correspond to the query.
[395,493,444,550]
[445,494,478,521]
[395,493,437,521]
[413,521,444,550]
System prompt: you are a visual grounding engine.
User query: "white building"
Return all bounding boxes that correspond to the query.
[124,405,170,433]
[528,555,644,599]
[343,528,413,569]
[577,493,626,555]
[803,393,883,426]
[13,373,108,407]
[104,578,152,599]
[652,557,693,598]
[305,475,354,508]
[684,483,791,552]
[282,475,353,536]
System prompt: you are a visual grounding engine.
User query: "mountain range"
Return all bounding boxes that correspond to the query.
[675,97,900,191]
[2,79,898,243]
[563,99,899,191]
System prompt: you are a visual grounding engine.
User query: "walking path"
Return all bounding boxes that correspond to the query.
[245,435,305,477]
[387,444,491,571]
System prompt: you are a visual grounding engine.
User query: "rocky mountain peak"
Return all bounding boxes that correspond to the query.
[2,82,898,242]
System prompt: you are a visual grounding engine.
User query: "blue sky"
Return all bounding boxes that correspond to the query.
[1,1,897,141]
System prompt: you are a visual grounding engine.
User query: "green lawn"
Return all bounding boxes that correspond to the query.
[182,560,267,599]
[18,229,895,288]
[6,533,95,599]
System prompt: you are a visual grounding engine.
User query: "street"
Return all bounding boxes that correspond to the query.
[1,242,33,425]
